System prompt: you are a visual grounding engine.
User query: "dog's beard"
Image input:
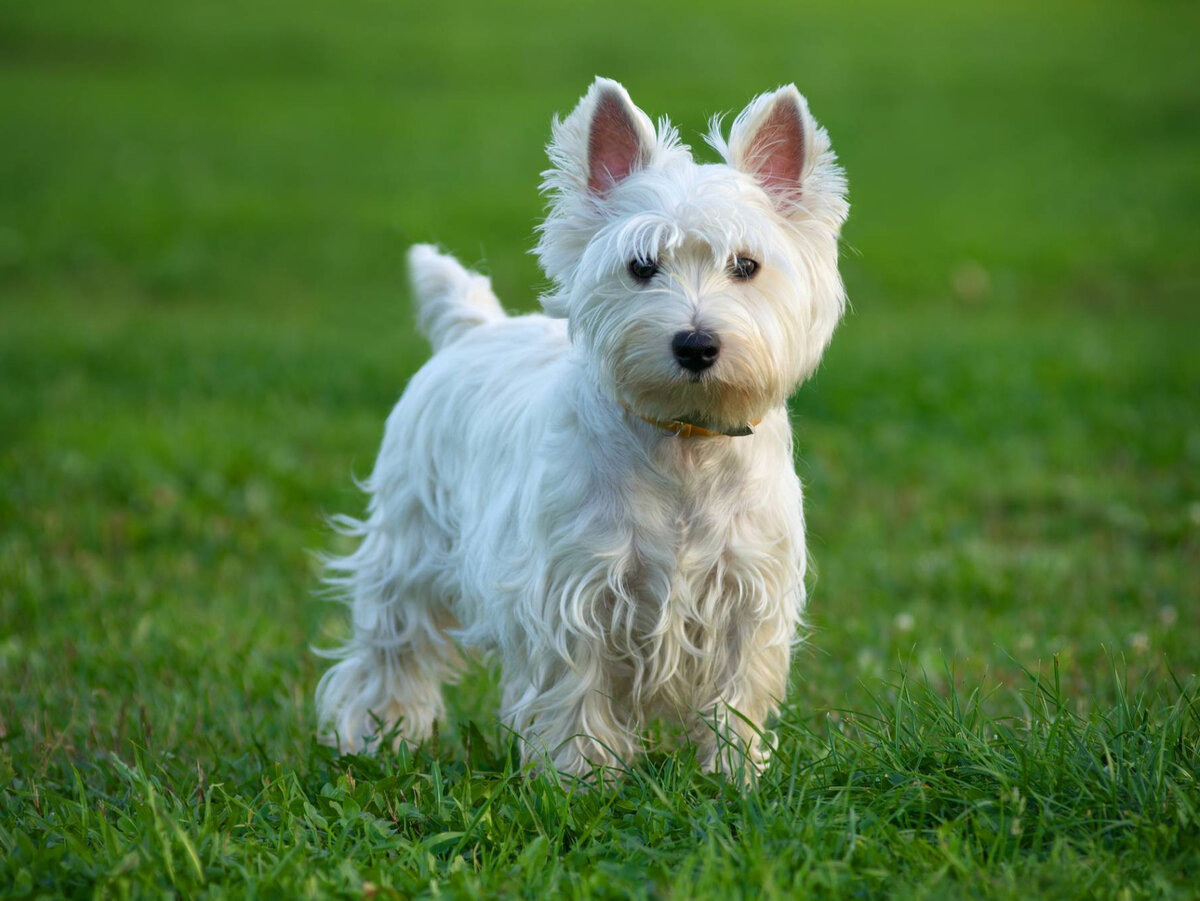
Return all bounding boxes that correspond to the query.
[615,366,779,433]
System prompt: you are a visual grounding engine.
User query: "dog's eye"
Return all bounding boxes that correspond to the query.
[730,256,759,280]
[628,258,660,282]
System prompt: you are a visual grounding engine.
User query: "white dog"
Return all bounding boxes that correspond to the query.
[316,77,848,779]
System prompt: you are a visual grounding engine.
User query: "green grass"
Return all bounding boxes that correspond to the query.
[2,0,1199,897]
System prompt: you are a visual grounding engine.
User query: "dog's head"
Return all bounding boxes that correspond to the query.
[536,78,848,434]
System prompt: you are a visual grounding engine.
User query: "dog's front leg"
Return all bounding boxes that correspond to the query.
[503,642,638,781]
[695,637,790,782]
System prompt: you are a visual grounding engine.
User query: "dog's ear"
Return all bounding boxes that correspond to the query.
[545,77,657,198]
[538,79,682,315]
[724,85,816,204]
[586,81,653,194]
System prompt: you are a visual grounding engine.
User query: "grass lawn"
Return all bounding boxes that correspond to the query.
[2,0,1198,897]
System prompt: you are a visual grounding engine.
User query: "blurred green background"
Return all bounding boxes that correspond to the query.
[2,0,1198,761]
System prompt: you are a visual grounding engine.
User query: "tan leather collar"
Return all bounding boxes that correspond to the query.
[620,400,760,438]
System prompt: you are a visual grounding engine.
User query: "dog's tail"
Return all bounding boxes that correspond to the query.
[407,244,506,351]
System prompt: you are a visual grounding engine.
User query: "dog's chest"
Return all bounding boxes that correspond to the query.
[593,466,796,708]
[524,427,802,673]
[622,456,783,614]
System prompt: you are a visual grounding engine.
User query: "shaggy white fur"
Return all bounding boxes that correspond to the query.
[316,77,848,780]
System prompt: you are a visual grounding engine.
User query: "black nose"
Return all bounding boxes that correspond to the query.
[672,330,721,373]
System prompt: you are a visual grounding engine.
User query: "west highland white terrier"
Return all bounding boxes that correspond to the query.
[316,77,848,779]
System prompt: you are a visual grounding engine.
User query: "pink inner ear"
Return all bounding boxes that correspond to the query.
[587,90,644,194]
[747,98,805,195]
